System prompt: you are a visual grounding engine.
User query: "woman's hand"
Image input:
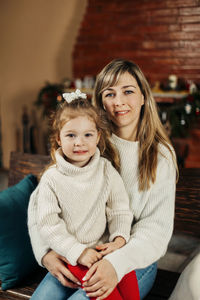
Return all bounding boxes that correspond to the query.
[42,250,81,288]
[82,259,118,299]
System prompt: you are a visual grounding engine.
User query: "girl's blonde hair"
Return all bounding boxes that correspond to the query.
[93,58,178,190]
[49,98,120,170]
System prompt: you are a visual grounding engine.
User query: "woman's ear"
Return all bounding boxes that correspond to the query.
[141,94,144,106]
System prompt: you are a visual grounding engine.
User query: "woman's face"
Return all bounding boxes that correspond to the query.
[101,72,144,138]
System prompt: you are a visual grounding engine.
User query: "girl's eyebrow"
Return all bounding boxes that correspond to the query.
[63,130,76,134]
[84,129,96,133]
[63,129,96,133]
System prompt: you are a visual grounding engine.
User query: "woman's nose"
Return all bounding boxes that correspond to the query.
[114,94,125,106]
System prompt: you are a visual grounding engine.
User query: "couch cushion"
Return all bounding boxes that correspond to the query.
[0,174,39,290]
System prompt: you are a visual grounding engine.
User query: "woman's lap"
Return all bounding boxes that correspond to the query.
[31,263,157,300]
[136,262,157,299]
[30,272,76,300]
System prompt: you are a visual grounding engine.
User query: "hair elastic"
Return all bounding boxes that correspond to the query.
[62,89,87,103]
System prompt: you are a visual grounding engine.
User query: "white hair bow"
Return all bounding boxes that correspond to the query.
[62,89,87,103]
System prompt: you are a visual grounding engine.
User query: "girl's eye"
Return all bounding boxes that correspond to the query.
[125,90,134,95]
[67,133,75,138]
[85,133,93,137]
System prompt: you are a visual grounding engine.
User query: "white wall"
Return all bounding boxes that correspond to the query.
[0,0,87,168]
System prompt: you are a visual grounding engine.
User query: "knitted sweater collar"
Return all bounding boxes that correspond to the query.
[111,133,139,149]
[55,147,100,176]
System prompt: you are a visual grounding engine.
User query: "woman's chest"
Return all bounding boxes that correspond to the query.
[120,166,151,220]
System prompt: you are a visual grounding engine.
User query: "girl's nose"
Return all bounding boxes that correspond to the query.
[74,136,84,146]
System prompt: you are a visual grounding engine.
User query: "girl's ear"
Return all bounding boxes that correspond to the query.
[97,131,101,145]
[56,134,61,146]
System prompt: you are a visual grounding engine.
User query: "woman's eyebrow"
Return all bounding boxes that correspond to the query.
[102,85,137,93]
[122,85,137,89]
[102,87,114,93]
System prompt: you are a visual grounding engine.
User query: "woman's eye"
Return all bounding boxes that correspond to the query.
[105,92,114,98]
[125,90,133,95]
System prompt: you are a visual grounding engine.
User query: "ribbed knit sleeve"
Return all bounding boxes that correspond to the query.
[106,135,176,282]
[36,177,86,266]
[106,163,133,243]
[28,188,50,266]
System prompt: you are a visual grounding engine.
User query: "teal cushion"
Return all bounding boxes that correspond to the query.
[0,174,39,290]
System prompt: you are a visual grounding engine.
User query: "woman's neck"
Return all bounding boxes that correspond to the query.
[114,126,137,142]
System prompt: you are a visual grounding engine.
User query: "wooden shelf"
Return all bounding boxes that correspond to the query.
[153,91,189,103]
[65,89,189,103]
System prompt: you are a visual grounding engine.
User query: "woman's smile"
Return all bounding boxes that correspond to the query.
[115,110,130,116]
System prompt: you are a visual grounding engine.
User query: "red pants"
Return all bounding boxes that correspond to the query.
[68,264,140,300]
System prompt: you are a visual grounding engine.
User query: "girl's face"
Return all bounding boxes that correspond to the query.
[102,72,144,139]
[57,115,100,167]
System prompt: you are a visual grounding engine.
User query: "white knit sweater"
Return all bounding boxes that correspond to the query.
[104,134,176,281]
[28,148,132,266]
[28,134,176,281]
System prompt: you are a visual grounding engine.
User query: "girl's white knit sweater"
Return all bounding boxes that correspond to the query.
[104,134,176,281]
[28,148,132,266]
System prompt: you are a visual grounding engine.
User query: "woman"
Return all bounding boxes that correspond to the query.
[29,59,177,300]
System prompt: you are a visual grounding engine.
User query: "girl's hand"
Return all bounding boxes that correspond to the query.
[42,250,81,288]
[96,236,126,256]
[78,248,102,268]
[82,259,118,299]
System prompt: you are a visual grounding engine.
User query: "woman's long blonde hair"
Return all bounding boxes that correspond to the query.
[93,58,178,190]
[48,98,120,170]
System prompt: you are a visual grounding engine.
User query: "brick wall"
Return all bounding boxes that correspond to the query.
[73,0,200,85]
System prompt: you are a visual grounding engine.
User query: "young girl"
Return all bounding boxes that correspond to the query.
[28,89,139,300]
